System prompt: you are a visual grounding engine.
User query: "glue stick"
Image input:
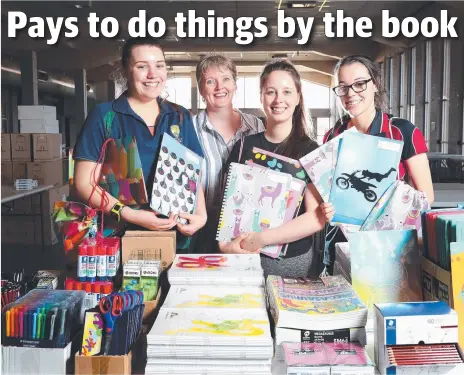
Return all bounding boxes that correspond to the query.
[87,244,97,282]
[77,243,88,282]
[97,245,107,281]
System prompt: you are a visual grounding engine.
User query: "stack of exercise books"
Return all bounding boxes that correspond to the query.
[146,256,273,375]
[167,254,265,287]
[266,275,368,360]
[282,342,375,375]
[333,242,351,283]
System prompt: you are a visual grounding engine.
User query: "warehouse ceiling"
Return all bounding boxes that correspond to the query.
[2,1,464,85]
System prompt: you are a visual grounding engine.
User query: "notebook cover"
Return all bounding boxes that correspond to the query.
[299,128,357,202]
[216,163,292,258]
[150,133,203,224]
[329,132,403,226]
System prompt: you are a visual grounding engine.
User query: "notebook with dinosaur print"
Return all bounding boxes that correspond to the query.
[216,162,293,258]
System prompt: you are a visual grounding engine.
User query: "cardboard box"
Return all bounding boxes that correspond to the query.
[18,105,56,120]
[1,133,11,161]
[20,119,59,134]
[2,333,80,375]
[121,231,176,270]
[32,133,62,161]
[75,351,131,375]
[421,254,454,307]
[1,161,13,185]
[12,161,28,181]
[143,286,162,323]
[10,133,32,161]
[27,159,63,186]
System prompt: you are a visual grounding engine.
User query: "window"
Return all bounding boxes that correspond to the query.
[165,77,192,109]
[316,118,330,145]
[302,81,330,109]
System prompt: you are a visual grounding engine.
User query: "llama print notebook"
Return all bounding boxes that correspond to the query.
[150,133,203,224]
[329,131,403,226]
[348,230,422,316]
[244,147,308,182]
[98,136,148,207]
[216,163,293,258]
[299,128,357,202]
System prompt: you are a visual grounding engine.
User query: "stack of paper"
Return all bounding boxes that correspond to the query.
[333,242,351,283]
[168,254,264,287]
[147,256,272,375]
[283,342,375,375]
[267,275,368,359]
[146,309,273,374]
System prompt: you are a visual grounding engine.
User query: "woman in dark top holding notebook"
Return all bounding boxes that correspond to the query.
[218,59,326,277]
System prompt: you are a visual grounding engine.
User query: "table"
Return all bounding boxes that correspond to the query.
[1,184,54,251]
[432,183,464,208]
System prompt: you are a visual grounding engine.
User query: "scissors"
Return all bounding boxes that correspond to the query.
[99,293,123,355]
[177,255,226,268]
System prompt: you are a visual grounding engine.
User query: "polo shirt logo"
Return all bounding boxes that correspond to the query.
[170,124,181,142]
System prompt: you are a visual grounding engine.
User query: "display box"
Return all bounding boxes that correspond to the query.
[74,351,132,375]
[10,133,32,161]
[18,105,56,120]
[121,230,176,271]
[27,159,64,186]
[2,133,11,161]
[32,133,62,161]
[1,333,80,375]
[421,254,453,306]
[374,301,461,375]
[1,161,13,185]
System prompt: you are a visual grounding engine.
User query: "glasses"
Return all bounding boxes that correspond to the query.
[332,79,373,97]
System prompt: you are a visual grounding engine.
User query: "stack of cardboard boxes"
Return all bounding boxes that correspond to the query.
[1,105,68,246]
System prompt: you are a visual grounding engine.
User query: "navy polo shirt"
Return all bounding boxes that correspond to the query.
[74,93,204,195]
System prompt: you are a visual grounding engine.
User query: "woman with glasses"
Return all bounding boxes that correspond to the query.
[320,55,434,275]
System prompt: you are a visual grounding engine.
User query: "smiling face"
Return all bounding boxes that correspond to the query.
[261,70,300,127]
[199,66,236,110]
[126,45,167,102]
[337,62,377,118]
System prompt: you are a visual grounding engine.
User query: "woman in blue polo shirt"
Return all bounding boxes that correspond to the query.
[320,54,434,275]
[73,38,207,249]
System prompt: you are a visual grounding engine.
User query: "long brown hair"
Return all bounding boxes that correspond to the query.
[334,55,389,113]
[260,59,314,159]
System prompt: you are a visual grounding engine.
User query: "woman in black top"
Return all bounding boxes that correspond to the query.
[218,59,326,277]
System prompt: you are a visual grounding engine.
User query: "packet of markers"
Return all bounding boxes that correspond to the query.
[1,289,85,348]
[80,290,144,356]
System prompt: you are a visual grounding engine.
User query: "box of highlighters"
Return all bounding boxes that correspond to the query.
[1,289,85,349]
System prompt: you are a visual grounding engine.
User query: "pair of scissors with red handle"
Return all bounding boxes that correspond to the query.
[99,293,123,355]
[177,255,226,268]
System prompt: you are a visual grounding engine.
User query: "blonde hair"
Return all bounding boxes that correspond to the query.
[195,53,238,86]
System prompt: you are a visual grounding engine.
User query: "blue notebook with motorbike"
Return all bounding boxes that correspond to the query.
[329,132,403,226]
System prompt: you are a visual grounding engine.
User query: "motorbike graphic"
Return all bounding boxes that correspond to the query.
[336,170,378,202]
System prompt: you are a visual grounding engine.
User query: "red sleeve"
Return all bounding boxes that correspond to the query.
[411,127,429,155]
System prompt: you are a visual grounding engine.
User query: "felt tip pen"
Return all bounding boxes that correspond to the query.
[32,313,37,340]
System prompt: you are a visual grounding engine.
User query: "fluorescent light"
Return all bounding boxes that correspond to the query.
[287,1,317,8]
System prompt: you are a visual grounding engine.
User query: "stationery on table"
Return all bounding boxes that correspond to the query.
[2,289,85,348]
[150,133,203,224]
[80,290,144,356]
[329,131,403,226]
[217,162,293,258]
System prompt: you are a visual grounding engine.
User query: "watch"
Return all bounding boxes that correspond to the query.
[110,202,126,222]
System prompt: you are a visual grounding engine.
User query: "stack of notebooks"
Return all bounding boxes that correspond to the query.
[300,129,403,227]
[421,208,464,271]
[333,242,351,283]
[282,342,375,375]
[146,255,273,375]
[266,275,368,359]
[167,254,265,287]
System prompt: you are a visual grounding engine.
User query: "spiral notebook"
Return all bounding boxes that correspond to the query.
[150,133,203,224]
[216,163,293,258]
